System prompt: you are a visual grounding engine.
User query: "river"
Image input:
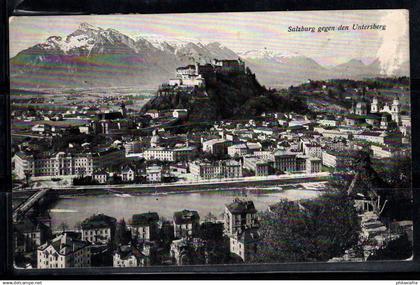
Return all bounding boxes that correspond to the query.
[49,182,327,230]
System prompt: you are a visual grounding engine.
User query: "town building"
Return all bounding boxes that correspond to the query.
[202,138,231,156]
[229,229,260,262]
[172,109,188,119]
[170,238,206,266]
[146,165,163,183]
[144,146,196,162]
[227,144,249,158]
[173,210,200,239]
[370,144,407,159]
[224,199,259,262]
[305,157,322,173]
[124,140,144,157]
[321,150,354,169]
[273,149,297,172]
[37,232,91,269]
[113,244,144,267]
[12,151,94,179]
[121,165,135,182]
[81,214,117,244]
[224,199,259,236]
[129,212,160,242]
[93,171,108,184]
[353,130,402,145]
[301,141,322,158]
[189,160,242,180]
[242,156,272,176]
[14,218,51,253]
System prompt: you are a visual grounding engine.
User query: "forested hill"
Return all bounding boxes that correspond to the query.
[141,68,309,122]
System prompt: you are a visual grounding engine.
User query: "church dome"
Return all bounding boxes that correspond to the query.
[150,133,161,146]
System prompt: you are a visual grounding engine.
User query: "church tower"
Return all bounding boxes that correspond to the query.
[391,96,401,124]
[119,103,127,117]
[150,129,161,148]
[371,97,379,113]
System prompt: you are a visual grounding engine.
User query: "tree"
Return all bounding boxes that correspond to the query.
[368,234,412,261]
[204,212,217,223]
[249,191,360,263]
[114,219,131,247]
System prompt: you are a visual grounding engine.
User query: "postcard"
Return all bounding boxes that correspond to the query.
[9,9,412,270]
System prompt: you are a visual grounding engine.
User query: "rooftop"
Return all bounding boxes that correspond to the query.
[173,209,200,224]
[130,212,159,227]
[81,214,117,230]
[38,232,89,256]
[226,199,257,215]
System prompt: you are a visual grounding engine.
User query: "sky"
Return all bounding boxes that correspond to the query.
[9,10,409,69]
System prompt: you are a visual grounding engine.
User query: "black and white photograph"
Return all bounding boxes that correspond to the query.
[9,9,412,270]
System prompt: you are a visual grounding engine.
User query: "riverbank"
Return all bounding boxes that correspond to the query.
[48,185,325,230]
[16,172,330,197]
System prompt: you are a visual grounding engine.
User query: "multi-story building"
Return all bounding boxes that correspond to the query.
[370,144,408,159]
[170,238,206,266]
[81,214,117,245]
[305,157,322,173]
[14,218,51,253]
[143,147,196,162]
[173,210,200,239]
[224,199,258,236]
[314,127,351,140]
[170,65,205,87]
[321,150,354,169]
[12,151,94,179]
[273,150,297,172]
[124,140,144,157]
[253,151,275,161]
[353,130,402,146]
[227,144,249,158]
[113,245,144,267]
[301,141,322,158]
[189,160,242,180]
[224,199,259,262]
[202,139,231,156]
[121,165,135,182]
[37,233,91,269]
[92,148,125,169]
[146,165,163,183]
[93,171,108,184]
[129,212,160,242]
[242,156,272,176]
[223,160,243,178]
[229,229,260,262]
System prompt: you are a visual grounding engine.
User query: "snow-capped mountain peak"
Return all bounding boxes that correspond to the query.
[139,34,197,51]
[238,48,302,60]
[79,22,103,32]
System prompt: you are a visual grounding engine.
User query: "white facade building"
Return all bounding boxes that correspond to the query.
[146,165,163,183]
[37,233,91,269]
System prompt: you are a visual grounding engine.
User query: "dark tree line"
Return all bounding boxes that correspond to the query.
[249,190,360,263]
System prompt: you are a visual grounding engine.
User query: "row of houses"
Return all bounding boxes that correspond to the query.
[30,198,260,269]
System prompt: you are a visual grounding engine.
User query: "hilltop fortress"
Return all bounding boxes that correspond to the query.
[166,58,246,89]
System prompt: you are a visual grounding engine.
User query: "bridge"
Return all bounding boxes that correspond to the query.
[13,188,50,222]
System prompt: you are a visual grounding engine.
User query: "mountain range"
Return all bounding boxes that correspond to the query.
[10,23,409,89]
